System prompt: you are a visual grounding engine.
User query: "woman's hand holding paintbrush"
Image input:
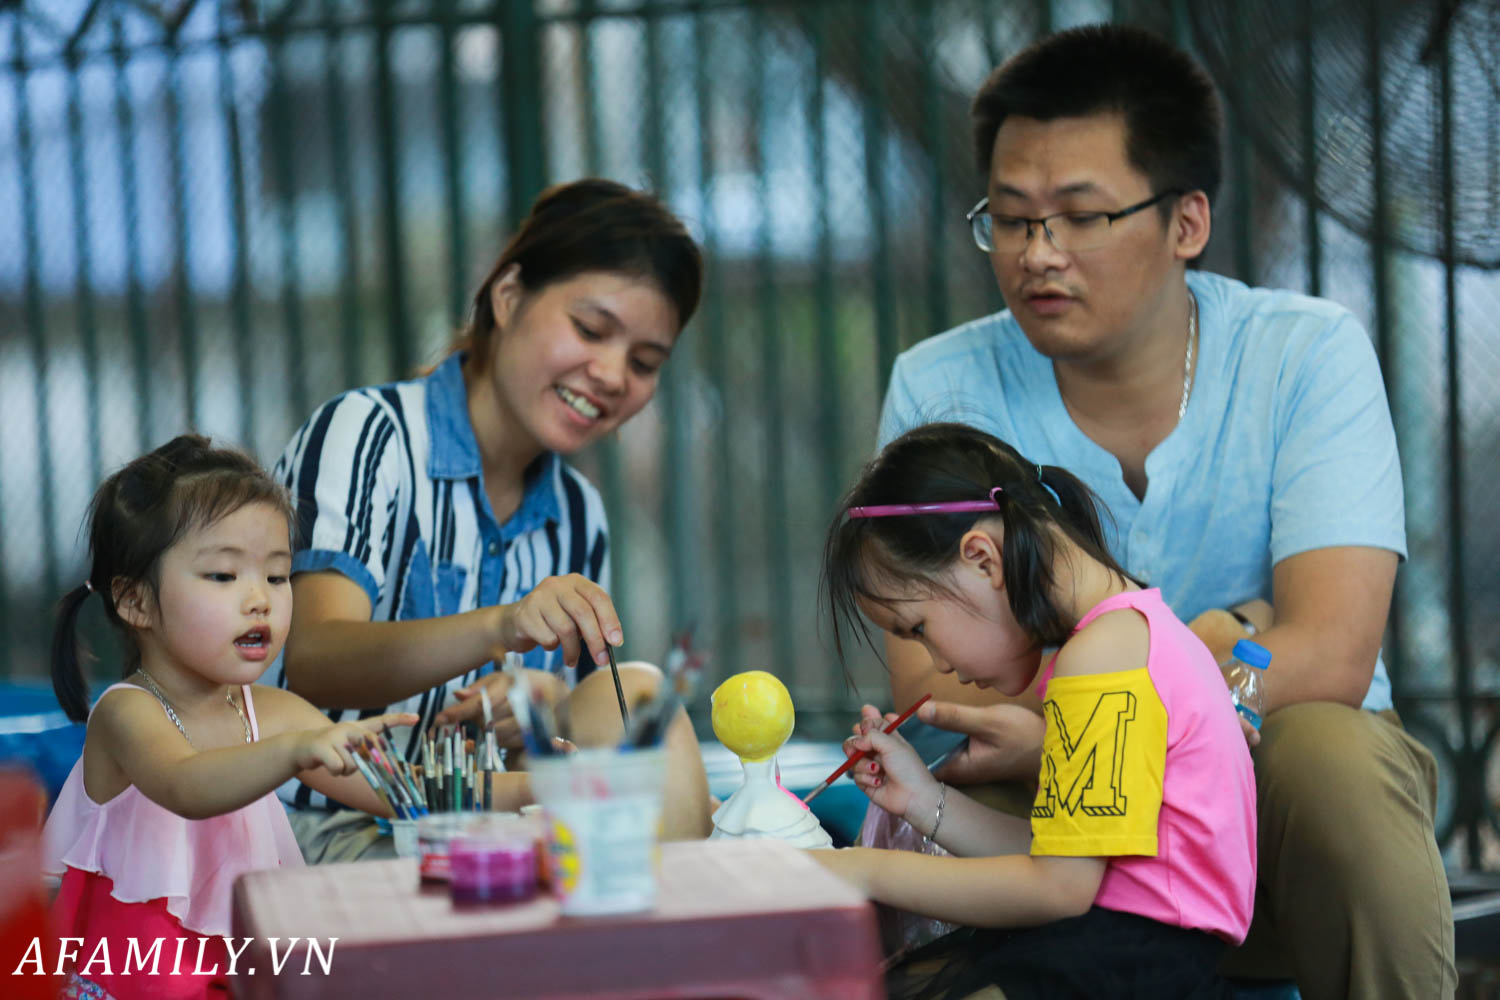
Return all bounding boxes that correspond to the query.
[437,573,626,735]
[489,573,625,672]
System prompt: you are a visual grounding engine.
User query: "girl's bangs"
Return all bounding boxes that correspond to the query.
[167,471,293,545]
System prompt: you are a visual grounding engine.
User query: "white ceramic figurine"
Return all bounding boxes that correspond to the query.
[708,670,832,848]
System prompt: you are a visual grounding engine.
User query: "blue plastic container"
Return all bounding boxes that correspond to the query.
[0,682,86,806]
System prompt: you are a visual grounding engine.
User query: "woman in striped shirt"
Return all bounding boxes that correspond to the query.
[272,179,711,860]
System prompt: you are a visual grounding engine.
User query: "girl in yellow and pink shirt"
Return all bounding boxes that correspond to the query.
[814,422,1255,1000]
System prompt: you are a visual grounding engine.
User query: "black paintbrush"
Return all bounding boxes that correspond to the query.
[579,643,630,728]
[606,643,629,727]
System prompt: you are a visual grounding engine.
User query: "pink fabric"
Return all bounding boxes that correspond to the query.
[43,683,304,938]
[1037,589,1257,944]
[52,868,230,999]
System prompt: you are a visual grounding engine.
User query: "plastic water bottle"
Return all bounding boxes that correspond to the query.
[1224,638,1271,730]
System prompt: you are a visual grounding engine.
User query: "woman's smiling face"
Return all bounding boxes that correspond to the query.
[486,268,681,455]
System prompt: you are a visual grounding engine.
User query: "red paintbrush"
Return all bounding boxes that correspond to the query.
[801,694,932,804]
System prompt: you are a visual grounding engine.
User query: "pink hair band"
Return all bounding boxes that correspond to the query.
[846,487,1004,519]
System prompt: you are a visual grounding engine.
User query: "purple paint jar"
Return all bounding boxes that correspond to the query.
[449,819,539,905]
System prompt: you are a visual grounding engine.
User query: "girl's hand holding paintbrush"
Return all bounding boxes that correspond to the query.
[293,712,420,776]
[838,703,902,785]
[847,702,904,743]
[842,710,943,822]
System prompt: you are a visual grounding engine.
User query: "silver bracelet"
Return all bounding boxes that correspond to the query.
[920,783,947,851]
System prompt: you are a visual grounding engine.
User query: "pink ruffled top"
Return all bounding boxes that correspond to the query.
[43,682,304,937]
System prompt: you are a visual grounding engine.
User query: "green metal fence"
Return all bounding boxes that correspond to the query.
[2,0,1496,867]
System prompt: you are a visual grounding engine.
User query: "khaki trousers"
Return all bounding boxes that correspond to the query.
[286,807,395,864]
[1220,703,1456,999]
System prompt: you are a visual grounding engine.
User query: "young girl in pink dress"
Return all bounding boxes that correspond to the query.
[44,435,416,1000]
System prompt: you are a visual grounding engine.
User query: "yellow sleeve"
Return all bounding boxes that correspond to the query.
[1030,668,1167,858]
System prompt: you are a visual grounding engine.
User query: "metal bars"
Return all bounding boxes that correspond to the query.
[0,2,1494,862]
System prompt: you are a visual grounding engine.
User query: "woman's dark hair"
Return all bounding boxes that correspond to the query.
[971,24,1222,209]
[821,423,1140,667]
[454,178,703,369]
[50,434,294,722]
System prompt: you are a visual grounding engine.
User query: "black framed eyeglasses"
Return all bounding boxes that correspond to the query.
[966,189,1184,254]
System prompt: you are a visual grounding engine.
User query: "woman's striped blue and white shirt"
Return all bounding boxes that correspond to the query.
[271,352,609,809]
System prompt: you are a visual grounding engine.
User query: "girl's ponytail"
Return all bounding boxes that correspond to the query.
[1035,463,1110,552]
[51,581,96,723]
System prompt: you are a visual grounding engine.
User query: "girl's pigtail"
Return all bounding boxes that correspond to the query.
[996,484,1071,646]
[51,581,97,722]
[1037,462,1144,591]
[1036,463,1109,551]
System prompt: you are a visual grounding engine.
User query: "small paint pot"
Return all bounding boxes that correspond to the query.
[417,813,479,884]
[390,818,419,858]
[449,818,539,906]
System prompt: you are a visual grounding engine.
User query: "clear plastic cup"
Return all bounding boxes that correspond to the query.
[528,748,668,916]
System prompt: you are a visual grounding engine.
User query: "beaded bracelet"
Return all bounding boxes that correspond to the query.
[920,783,947,852]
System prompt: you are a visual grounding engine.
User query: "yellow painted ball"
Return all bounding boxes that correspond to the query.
[711,670,795,762]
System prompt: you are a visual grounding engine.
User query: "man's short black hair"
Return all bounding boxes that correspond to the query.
[972,24,1223,206]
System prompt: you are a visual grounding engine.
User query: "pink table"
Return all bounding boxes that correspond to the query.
[230,838,883,999]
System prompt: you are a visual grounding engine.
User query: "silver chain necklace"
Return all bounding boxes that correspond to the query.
[136,668,252,749]
[1178,292,1198,420]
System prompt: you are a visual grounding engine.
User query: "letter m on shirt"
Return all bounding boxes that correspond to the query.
[1033,690,1136,820]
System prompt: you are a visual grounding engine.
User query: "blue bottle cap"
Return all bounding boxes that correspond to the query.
[1232,638,1271,669]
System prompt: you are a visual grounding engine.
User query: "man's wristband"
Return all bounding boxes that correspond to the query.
[1229,609,1258,636]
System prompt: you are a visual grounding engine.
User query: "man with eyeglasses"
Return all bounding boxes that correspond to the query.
[875,24,1454,1000]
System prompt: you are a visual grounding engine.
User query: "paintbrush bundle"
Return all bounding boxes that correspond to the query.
[348,721,508,816]
[420,723,506,813]
[624,630,705,748]
[480,686,502,780]
[502,652,564,757]
[350,731,426,819]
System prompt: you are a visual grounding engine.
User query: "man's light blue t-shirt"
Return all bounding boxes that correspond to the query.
[879,271,1404,711]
